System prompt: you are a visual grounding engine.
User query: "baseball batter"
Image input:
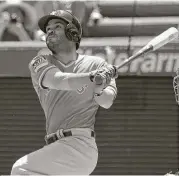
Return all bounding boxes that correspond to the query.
[11,10,118,175]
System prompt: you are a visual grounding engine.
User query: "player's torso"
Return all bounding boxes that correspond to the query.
[38,54,100,134]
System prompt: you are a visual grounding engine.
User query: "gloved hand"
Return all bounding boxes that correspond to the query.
[89,65,118,96]
[90,65,118,85]
[102,64,118,79]
[89,67,111,85]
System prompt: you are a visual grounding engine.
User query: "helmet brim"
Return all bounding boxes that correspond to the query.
[38,15,69,33]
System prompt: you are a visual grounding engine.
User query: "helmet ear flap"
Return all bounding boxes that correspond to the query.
[65,22,80,43]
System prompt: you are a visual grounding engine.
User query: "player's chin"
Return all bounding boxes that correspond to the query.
[46,38,60,47]
[46,37,58,43]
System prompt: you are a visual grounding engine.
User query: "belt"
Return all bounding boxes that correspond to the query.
[45,129,95,145]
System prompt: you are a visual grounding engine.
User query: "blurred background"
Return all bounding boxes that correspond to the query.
[0,0,178,175]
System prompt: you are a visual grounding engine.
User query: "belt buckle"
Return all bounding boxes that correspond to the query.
[56,129,65,138]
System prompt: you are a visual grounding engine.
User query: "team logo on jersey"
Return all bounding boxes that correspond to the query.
[77,84,88,94]
[31,56,48,73]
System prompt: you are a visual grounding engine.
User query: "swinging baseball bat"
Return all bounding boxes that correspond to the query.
[116,27,179,70]
[95,27,179,84]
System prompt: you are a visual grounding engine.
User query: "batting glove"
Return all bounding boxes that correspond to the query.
[89,68,111,85]
[90,65,118,85]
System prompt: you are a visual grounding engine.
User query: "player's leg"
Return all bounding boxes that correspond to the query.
[11,166,44,175]
[11,134,98,175]
[10,149,52,175]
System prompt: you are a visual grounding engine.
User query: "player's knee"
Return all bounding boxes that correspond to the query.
[11,165,21,175]
[11,162,27,175]
[10,156,27,175]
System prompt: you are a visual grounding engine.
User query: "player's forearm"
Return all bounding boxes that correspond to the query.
[43,69,92,90]
[94,87,116,109]
[61,72,92,90]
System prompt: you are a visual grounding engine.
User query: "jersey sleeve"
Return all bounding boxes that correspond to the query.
[29,55,56,89]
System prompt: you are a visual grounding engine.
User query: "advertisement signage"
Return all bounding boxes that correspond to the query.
[0,40,179,77]
[78,46,179,76]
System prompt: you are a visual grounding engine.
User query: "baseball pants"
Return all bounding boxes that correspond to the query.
[11,128,98,175]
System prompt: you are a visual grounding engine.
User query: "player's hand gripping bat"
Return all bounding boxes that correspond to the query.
[94,27,179,85]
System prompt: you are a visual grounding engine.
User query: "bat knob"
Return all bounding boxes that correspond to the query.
[94,74,103,85]
[89,71,103,85]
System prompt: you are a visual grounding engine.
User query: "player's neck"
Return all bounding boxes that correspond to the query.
[53,51,77,65]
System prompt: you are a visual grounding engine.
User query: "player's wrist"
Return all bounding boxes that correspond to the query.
[94,84,105,97]
[94,90,103,97]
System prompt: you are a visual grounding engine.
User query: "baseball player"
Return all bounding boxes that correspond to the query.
[11,10,118,175]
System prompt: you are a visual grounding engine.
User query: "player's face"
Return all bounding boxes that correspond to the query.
[45,19,72,53]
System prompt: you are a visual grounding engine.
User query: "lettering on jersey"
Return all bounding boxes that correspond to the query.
[77,84,88,94]
[31,56,48,73]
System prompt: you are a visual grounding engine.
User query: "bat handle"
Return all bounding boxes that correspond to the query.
[94,75,103,85]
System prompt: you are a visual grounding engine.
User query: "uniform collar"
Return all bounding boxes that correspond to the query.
[53,53,81,69]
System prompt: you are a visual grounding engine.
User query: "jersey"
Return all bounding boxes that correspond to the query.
[29,54,117,134]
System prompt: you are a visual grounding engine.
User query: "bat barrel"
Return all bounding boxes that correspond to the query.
[147,27,178,51]
[116,27,178,70]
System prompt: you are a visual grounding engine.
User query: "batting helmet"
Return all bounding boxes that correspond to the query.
[38,10,82,50]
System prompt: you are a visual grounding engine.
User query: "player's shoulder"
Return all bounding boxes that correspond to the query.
[29,54,48,67]
[29,54,51,72]
[82,54,105,65]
